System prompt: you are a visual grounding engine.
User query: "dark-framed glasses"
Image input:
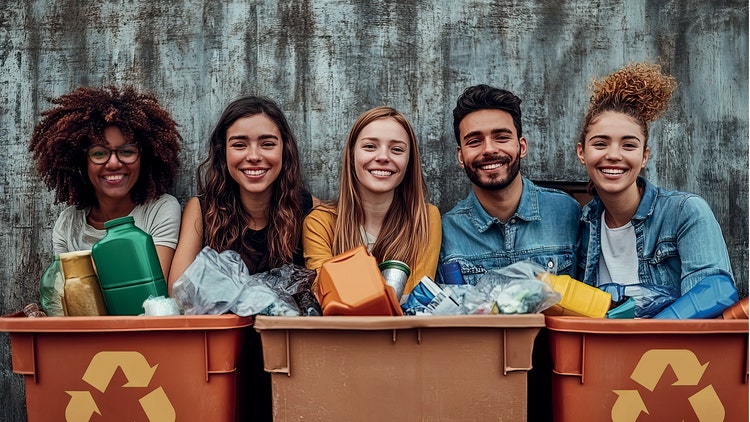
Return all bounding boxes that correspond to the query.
[86,144,141,165]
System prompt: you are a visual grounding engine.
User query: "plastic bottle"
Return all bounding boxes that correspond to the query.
[91,216,167,315]
[720,297,749,319]
[653,274,738,319]
[39,255,65,316]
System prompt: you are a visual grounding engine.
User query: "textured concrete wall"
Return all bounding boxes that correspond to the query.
[0,1,747,419]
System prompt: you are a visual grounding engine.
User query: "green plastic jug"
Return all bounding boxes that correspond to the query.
[91,216,167,315]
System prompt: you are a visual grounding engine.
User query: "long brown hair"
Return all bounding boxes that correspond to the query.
[331,106,430,268]
[578,63,677,195]
[198,96,304,272]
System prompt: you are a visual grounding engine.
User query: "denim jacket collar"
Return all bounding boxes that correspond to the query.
[468,176,541,233]
[581,176,655,224]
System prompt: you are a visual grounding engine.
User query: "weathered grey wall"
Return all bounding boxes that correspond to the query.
[1,1,747,419]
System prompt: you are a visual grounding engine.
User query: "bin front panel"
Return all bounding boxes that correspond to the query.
[13,329,239,422]
[261,325,537,422]
[550,330,749,422]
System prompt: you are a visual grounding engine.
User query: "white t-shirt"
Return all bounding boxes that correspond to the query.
[52,194,181,254]
[597,211,639,286]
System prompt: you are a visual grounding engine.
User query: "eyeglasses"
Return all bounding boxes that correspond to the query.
[86,144,141,165]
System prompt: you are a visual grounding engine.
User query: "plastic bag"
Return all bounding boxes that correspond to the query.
[598,283,679,318]
[463,261,561,315]
[142,295,181,316]
[39,256,65,316]
[172,246,320,316]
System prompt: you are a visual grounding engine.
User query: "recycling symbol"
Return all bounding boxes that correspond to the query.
[611,349,725,422]
[65,351,176,422]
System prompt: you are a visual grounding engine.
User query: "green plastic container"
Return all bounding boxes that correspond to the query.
[91,216,167,315]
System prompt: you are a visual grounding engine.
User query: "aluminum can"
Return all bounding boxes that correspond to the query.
[379,260,411,300]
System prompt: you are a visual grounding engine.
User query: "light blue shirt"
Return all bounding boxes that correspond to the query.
[439,177,581,285]
[577,177,734,295]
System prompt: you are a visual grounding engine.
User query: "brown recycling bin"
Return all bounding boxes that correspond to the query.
[0,313,252,422]
[547,316,749,422]
[255,314,544,421]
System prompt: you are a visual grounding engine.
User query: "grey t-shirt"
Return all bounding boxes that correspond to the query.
[52,194,181,254]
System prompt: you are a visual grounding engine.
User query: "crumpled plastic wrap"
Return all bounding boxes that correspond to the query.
[462,261,561,314]
[142,295,181,316]
[172,246,321,316]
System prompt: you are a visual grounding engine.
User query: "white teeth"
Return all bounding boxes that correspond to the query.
[370,170,393,176]
[600,168,625,175]
[480,163,503,170]
[243,169,267,176]
[103,175,124,181]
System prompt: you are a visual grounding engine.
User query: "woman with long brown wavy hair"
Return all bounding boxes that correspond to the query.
[168,95,317,422]
[303,106,441,296]
[169,95,318,286]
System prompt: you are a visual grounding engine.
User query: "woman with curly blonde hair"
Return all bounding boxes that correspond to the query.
[303,106,441,296]
[30,86,182,278]
[576,63,735,308]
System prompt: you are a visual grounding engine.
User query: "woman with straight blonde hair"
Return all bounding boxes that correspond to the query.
[303,106,441,295]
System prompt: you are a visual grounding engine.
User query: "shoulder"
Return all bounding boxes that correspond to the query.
[531,185,582,219]
[53,205,85,232]
[654,187,713,216]
[304,204,337,225]
[442,194,473,218]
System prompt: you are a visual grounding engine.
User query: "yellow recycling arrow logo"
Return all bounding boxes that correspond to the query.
[65,351,176,422]
[611,349,725,422]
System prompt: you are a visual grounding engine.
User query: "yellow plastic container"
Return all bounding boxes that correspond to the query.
[539,274,611,318]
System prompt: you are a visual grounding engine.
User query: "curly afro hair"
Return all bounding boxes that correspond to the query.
[29,86,182,208]
[579,63,677,148]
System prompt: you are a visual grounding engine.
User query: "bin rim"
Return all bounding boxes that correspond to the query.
[254,314,545,331]
[545,315,748,334]
[0,312,253,333]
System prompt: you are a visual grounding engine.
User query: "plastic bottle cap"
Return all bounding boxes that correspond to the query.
[441,262,466,285]
[104,215,135,229]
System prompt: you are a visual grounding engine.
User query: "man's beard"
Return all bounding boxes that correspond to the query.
[464,152,521,191]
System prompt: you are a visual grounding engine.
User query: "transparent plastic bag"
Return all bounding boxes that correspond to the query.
[40,256,65,316]
[463,261,561,315]
[172,247,320,316]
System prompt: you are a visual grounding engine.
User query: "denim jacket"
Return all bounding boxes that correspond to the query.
[439,177,581,285]
[577,177,734,295]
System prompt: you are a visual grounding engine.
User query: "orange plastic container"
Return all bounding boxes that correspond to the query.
[315,245,403,316]
[539,273,611,318]
[0,313,252,421]
[721,297,749,319]
[255,314,544,421]
[546,316,748,422]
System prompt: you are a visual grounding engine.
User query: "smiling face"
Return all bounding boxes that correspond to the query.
[225,113,283,202]
[87,126,141,205]
[577,111,650,198]
[353,117,410,199]
[457,108,527,191]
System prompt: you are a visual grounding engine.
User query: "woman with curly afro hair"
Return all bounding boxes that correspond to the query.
[576,63,735,316]
[30,86,182,279]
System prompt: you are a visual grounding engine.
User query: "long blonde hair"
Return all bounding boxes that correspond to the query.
[331,106,430,268]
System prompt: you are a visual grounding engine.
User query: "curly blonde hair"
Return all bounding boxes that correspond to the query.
[579,62,677,149]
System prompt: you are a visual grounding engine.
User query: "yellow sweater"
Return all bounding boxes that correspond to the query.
[302,204,442,296]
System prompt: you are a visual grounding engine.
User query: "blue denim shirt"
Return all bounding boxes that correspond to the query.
[577,177,734,295]
[439,177,581,285]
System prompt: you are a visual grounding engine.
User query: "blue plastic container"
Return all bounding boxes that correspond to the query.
[653,274,738,319]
